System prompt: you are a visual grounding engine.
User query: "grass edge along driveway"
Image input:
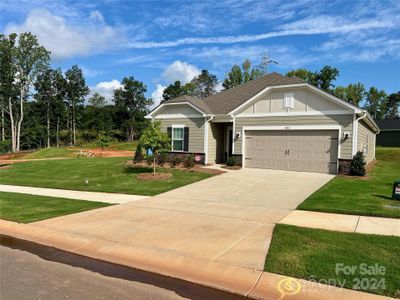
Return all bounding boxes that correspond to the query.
[0,157,215,196]
[298,147,400,218]
[264,224,400,298]
[0,192,112,223]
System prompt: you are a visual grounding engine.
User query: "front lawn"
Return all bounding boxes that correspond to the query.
[265,224,400,297]
[298,147,400,218]
[0,157,215,196]
[0,192,111,223]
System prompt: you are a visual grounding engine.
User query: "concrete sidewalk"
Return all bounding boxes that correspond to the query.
[280,210,400,237]
[0,184,147,204]
[0,220,390,300]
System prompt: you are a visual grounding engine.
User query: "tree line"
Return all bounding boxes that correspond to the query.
[1,32,398,154]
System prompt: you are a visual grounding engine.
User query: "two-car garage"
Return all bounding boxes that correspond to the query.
[244,130,339,174]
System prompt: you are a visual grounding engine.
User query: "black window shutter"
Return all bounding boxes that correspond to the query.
[184,127,189,152]
[167,127,172,138]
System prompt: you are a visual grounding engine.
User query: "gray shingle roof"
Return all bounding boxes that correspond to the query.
[163,72,305,115]
[376,119,400,130]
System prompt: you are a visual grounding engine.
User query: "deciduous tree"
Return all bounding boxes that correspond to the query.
[190,70,218,98]
[65,65,89,145]
[223,59,263,89]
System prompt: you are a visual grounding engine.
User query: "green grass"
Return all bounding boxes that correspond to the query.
[0,192,111,223]
[265,224,400,297]
[0,157,214,196]
[298,147,400,218]
[23,147,77,159]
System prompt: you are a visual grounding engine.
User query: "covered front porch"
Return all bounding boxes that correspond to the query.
[207,119,233,164]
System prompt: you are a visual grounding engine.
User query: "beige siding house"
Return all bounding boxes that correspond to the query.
[147,73,379,174]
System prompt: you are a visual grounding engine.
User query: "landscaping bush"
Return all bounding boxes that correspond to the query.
[350,151,366,176]
[146,155,154,166]
[171,156,181,168]
[185,153,195,168]
[157,152,169,166]
[226,156,236,167]
[133,143,144,163]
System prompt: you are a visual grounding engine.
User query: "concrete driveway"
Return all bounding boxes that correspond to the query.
[33,169,333,271]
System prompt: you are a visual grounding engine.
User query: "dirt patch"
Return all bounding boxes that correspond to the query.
[137,172,173,181]
[70,148,133,158]
[127,161,225,175]
[0,151,33,160]
[221,165,242,170]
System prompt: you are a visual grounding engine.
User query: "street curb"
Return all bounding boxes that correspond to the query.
[0,220,392,300]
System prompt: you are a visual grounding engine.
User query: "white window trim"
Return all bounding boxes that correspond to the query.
[284,92,294,109]
[171,125,185,152]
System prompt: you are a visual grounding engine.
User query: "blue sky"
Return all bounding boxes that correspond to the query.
[1,0,399,105]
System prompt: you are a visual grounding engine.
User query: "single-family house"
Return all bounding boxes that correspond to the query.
[147,73,379,174]
[376,119,400,147]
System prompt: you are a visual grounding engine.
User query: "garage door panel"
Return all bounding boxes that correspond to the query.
[245,130,338,174]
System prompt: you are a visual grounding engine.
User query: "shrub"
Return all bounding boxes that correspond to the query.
[133,143,144,163]
[350,151,366,176]
[171,156,181,168]
[0,140,11,154]
[185,153,195,168]
[226,156,236,167]
[146,155,154,166]
[97,135,111,150]
[158,152,169,166]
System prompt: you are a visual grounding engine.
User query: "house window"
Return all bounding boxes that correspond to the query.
[172,126,184,151]
[284,93,294,109]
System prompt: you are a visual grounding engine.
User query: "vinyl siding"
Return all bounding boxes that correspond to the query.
[234,114,354,159]
[237,87,348,115]
[159,118,205,153]
[357,121,376,163]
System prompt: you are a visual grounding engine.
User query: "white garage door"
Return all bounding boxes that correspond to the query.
[245,130,338,174]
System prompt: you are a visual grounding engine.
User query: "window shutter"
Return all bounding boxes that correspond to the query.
[184,127,189,152]
[167,127,172,138]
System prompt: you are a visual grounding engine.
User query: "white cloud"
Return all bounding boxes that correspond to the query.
[162,60,200,84]
[90,79,122,102]
[127,14,397,49]
[151,84,166,107]
[5,8,124,59]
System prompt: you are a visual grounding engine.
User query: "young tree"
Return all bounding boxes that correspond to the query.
[65,65,89,146]
[364,87,388,120]
[223,59,263,89]
[88,92,106,107]
[34,68,66,148]
[0,33,49,152]
[0,34,17,148]
[113,76,152,141]
[385,92,400,119]
[13,33,50,152]
[190,70,218,98]
[139,121,170,175]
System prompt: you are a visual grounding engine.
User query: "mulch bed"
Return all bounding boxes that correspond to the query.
[137,172,173,181]
[221,165,242,170]
[339,160,377,180]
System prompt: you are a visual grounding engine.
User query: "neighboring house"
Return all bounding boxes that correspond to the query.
[376,119,400,147]
[147,73,379,174]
